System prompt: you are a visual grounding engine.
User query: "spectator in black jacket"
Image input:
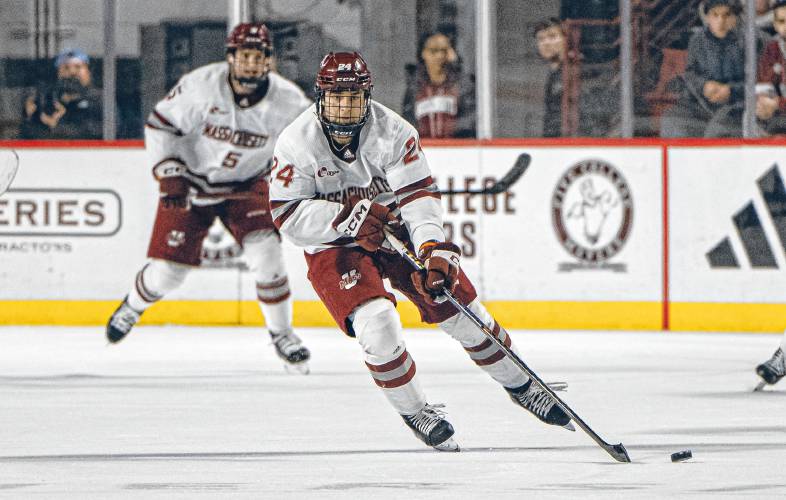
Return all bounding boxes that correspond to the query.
[534,18,566,137]
[660,0,747,137]
[21,48,103,139]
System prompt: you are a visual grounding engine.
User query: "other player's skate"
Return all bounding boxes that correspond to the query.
[106,296,142,344]
[507,380,575,431]
[755,348,785,391]
[270,329,311,374]
[401,403,459,452]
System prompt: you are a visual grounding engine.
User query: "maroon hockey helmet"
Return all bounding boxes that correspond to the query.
[226,22,273,54]
[315,52,373,138]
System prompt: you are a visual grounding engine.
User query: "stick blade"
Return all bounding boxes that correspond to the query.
[0,149,20,195]
[489,152,530,193]
[608,443,631,463]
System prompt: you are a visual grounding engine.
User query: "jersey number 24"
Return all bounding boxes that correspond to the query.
[271,156,295,187]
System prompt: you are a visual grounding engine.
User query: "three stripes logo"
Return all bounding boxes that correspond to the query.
[707,164,786,268]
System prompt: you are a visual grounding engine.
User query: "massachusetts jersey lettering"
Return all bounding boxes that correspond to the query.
[202,122,268,148]
[270,100,445,253]
[145,62,311,192]
[317,176,392,204]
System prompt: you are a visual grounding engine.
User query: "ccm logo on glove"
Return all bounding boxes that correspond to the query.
[333,199,399,252]
[153,159,190,210]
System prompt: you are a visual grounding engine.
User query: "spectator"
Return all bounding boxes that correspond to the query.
[402,30,475,138]
[21,48,102,139]
[533,17,618,137]
[756,0,786,134]
[534,18,567,137]
[660,0,746,137]
[756,0,776,34]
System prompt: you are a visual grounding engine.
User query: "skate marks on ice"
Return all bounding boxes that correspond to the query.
[638,424,786,435]
[2,441,784,464]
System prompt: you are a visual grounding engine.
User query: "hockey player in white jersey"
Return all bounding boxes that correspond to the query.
[756,333,785,389]
[269,52,573,450]
[107,22,311,372]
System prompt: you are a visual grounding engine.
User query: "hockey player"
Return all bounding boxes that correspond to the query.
[106,22,311,371]
[756,334,785,388]
[269,52,573,451]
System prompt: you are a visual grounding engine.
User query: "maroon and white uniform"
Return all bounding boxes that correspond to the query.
[144,63,310,265]
[270,99,528,415]
[106,23,312,372]
[264,51,572,449]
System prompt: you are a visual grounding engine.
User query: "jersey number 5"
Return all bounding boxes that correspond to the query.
[222,151,242,169]
[271,156,295,188]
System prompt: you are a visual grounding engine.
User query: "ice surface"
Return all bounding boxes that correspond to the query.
[0,326,784,499]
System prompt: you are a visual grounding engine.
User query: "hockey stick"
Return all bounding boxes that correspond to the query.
[384,229,631,463]
[192,152,531,201]
[0,149,20,196]
[441,152,530,195]
[193,191,258,201]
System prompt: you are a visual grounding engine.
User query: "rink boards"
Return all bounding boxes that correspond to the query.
[1,139,786,332]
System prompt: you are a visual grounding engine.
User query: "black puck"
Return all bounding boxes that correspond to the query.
[670,450,692,462]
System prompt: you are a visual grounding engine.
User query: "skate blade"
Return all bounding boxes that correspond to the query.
[433,437,460,452]
[284,362,310,375]
[547,381,568,392]
[753,380,767,392]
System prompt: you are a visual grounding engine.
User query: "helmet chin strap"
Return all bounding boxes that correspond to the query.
[232,74,267,93]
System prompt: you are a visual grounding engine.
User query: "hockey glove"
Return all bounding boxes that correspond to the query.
[153,160,189,210]
[333,198,400,252]
[411,241,461,304]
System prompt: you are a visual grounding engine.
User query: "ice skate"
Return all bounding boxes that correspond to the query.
[401,403,459,452]
[755,348,785,390]
[270,329,311,374]
[106,297,142,344]
[507,380,575,431]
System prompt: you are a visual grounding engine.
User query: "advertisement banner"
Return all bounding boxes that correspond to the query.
[1,144,664,329]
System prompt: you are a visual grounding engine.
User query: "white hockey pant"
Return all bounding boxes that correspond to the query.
[351,298,426,415]
[439,299,529,389]
[243,230,292,333]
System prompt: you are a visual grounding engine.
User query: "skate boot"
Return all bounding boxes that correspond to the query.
[270,329,311,374]
[401,403,460,452]
[507,380,575,431]
[756,348,785,387]
[106,296,142,344]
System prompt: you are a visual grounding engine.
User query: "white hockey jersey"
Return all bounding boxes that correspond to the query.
[270,100,445,254]
[145,62,311,194]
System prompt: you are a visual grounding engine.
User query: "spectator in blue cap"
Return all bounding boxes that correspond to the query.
[21,48,102,139]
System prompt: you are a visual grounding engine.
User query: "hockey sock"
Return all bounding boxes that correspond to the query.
[352,298,426,415]
[243,230,293,332]
[258,293,293,333]
[439,299,529,389]
[126,259,188,312]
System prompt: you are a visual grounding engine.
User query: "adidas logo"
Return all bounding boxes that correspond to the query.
[343,149,355,160]
[707,164,786,269]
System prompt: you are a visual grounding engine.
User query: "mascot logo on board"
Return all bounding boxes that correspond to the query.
[551,159,633,272]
